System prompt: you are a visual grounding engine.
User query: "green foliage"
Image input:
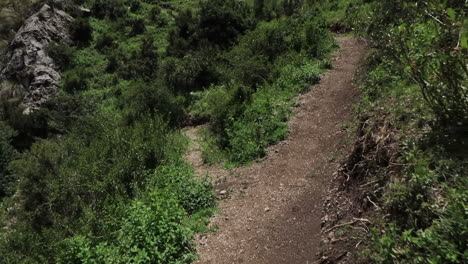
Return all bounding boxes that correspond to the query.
[57,191,196,264]
[118,81,185,126]
[368,150,468,264]
[91,0,127,20]
[115,37,159,80]
[150,163,215,214]
[226,59,322,163]
[70,17,93,46]
[0,115,215,262]
[95,31,117,52]
[0,122,16,198]
[129,17,146,36]
[189,13,332,163]
[167,0,254,56]
[46,42,75,70]
[62,67,89,93]
[352,0,468,130]
[341,2,468,260]
[0,99,50,150]
[162,51,220,94]
[0,0,335,261]
[254,0,265,19]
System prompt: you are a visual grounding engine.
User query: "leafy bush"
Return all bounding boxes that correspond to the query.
[91,0,127,20]
[95,31,117,52]
[58,191,196,264]
[167,0,254,56]
[354,0,468,130]
[339,2,468,261]
[46,42,75,70]
[129,17,146,36]
[368,151,468,264]
[62,68,89,93]
[0,114,215,262]
[304,18,334,58]
[162,52,220,94]
[226,60,322,163]
[0,122,16,198]
[0,99,50,150]
[118,81,185,127]
[70,17,93,46]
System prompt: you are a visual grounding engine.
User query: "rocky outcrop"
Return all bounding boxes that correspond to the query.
[0,4,73,112]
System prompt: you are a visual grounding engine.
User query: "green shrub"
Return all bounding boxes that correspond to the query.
[113,38,158,80]
[0,99,50,150]
[0,122,16,198]
[304,18,334,58]
[167,0,254,56]
[151,163,216,214]
[162,52,220,94]
[148,5,164,25]
[70,18,93,46]
[95,32,117,52]
[369,158,468,264]
[118,81,185,127]
[91,0,127,20]
[129,18,146,36]
[223,59,322,163]
[62,68,89,93]
[46,42,75,70]
[58,192,196,264]
[355,0,468,130]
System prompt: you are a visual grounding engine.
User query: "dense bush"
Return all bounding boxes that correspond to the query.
[355,0,467,130]
[129,17,146,36]
[0,99,50,150]
[70,17,93,46]
[368,148,468,264]
[226,59,322,163]
[162,52,220,94]
[95,31,117,52]
[167,0,254,56]
[0,0,336,261]
[91,0,127,20]
[0,115,215,262]
[118,81,185,126]
[190,13,333,163]
[0,122,16,198]
[338,1,468,262]
[46,42,75,70]
[62,68,89,93]
[57,191,197,264]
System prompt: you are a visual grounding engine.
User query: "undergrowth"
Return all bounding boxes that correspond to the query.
[333,0,468,263]
[0,0,337,262]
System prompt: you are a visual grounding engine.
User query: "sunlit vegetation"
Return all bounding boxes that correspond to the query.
[0,0,336,262]
[330,0,467,263]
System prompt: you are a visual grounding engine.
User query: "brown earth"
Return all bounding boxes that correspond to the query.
[184,37,368,264]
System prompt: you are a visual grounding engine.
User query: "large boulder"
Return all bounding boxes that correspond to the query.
[0,4,73,112]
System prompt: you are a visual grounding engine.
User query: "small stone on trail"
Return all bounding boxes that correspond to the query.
[219,190,227,195]
[264,207,271,212]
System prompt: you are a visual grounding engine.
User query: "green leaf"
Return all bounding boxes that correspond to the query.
[461,33,468,49]
[447,8,456,22]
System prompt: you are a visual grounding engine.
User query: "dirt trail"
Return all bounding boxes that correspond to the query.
[185,37,368,264]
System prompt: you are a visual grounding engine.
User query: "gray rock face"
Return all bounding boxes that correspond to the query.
[0,4,73,111]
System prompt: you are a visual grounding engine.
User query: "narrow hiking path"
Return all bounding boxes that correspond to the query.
[185,37,368,264]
